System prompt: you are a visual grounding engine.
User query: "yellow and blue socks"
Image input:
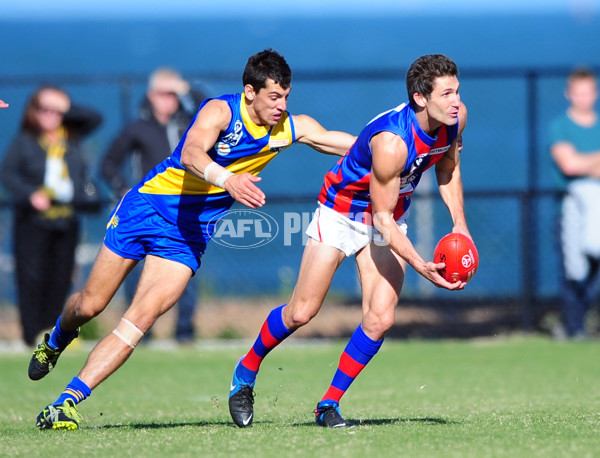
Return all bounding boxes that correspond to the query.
[320,325,383,405]
[54,376,91,406]
[236,305,292,384]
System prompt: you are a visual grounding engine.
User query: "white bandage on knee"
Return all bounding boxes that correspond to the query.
[204,161,234,189]
[112,318,144,348]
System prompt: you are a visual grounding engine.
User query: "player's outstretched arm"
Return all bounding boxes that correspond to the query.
[293,114,356,156]
[180,99,266,209]
[370,132,464,290]
[0,99,8,108]
[435,103,471,238]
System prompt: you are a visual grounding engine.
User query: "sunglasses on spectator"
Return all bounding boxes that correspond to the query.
[152,90,178,97]
[36,106,66,116]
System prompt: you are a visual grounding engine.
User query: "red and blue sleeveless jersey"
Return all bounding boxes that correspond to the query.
[318,102,458,224]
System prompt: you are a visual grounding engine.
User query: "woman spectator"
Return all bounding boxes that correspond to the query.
[1,86,101,346]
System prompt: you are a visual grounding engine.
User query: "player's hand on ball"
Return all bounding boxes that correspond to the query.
[424,260,466,290]
[434,233,479,284]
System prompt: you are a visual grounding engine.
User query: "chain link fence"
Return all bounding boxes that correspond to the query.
[1,66,598,336]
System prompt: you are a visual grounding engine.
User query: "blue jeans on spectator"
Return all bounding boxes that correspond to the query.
[562,257,599,338]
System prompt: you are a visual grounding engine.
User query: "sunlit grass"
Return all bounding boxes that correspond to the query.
[1,336,598,457]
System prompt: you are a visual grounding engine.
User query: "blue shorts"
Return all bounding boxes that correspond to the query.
[104,191,208,274]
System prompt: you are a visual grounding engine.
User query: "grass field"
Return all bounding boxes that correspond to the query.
[1,336,598,457]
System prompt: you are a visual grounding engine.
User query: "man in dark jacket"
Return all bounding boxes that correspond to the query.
[101,68,206,343]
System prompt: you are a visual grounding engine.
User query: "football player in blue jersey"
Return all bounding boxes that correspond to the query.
[30,49,356,431]
[230,54,473,428]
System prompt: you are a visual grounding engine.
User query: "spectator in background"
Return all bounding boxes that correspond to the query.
[1,86,102,346]
[101,68,206,343]
[549,68,600,340]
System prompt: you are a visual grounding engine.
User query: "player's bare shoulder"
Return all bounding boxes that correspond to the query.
[371,130,408,159]
[182,98,232,159]
[194,98,232,132]
[370,131,409,178]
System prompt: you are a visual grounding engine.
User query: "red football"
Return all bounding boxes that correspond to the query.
[433,233,479,283]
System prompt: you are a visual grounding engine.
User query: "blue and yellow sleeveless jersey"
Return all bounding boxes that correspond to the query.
[318,102,458,224]
[131,92,296,235]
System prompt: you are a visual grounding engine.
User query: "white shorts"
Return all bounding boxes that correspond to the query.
[305,203,408,257]
[561,179,600,280]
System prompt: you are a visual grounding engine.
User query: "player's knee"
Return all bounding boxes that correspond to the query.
[379,313,396,333]
[364,310,395,337]
[287,306,317,328]
[70,291,104,321]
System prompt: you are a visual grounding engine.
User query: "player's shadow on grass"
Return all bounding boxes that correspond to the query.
[293,417,458,427]
[97,417,457,430]
[98,420,233,429]
[358,417,458,426]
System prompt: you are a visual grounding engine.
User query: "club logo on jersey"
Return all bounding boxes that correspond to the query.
[216,120,244,156]
[409,155,425,174]
[207,209,279,249]
[400,155,427,188]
